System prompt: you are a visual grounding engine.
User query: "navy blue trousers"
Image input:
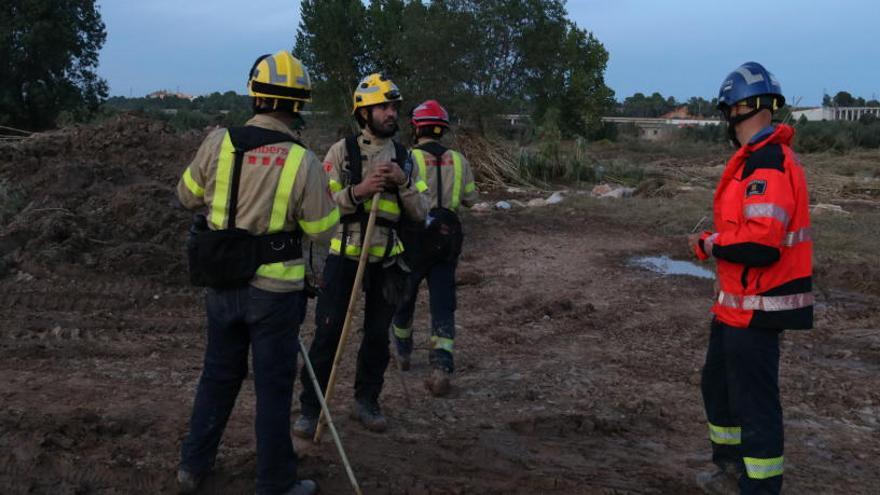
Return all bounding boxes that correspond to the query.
[701,318,784,495]
[180,286,306,495]
[299,255,397,417]
[392,233,458,372]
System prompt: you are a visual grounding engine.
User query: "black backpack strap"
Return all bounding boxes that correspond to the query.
[344,135,363,186]
[225,125,303,229]
[415,142,448,209]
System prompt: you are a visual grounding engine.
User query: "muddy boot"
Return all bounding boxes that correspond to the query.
[425,368,452,397]
[292,413,318,439]
[176,468,203,494]
[695,463,742,495]
[350,400,388,433]
[282,479,319,495]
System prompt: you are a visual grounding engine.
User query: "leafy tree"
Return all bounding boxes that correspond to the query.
[0,0,107,130]
[618,92,679,118]
[294,0,368,118]
[686,96,717,117]
[833,91,856,107]
[294,0,613,137]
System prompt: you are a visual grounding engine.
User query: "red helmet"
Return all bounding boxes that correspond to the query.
[411,100,449,128]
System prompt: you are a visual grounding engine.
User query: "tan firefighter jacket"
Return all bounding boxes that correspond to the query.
[324,127,428,262]
[177,114,339,292]
[411,138,478,211]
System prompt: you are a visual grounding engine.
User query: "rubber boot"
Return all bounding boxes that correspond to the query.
[425,368,452,397]
[282,479,319,495]
[292,413,318,439]
[696,462,743,495]
[176,468,203,494]
[350,400,388,433]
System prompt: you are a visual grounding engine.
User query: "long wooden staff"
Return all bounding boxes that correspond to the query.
[314,192,381,443]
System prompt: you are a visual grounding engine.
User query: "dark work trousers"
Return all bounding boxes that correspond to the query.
[299,255,397,417]
[701,318,784,495]
[392,233,458,372]
[180,285,307,495]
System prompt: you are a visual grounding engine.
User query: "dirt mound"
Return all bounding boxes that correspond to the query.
[0,114,207,283]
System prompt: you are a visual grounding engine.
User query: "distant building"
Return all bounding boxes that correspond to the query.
[791,106,880,122]
[602,107,721,141]
[147,90,195,101]
[659,106,699,120]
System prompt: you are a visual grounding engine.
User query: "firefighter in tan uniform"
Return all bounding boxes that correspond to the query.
[391,100,478,396]
[293,74,428,436]
[175,51,337,495]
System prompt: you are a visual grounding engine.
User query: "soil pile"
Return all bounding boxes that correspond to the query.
[0,114,206,283]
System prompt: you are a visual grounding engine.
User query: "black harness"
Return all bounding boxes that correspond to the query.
[187,126,304,288]
[337,134,409,261]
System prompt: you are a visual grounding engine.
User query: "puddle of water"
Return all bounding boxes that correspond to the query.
[629,256,715,280]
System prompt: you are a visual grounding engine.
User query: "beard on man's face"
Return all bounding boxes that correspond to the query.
[366,109,398,138]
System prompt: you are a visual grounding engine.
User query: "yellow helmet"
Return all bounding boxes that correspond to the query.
[352,73,402,114]
[247,51,312,105]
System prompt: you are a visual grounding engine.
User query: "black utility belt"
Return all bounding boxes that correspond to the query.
[250,230,304,263]
[187,214,302,288]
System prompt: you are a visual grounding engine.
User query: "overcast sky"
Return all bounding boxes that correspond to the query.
[98,0,879,106]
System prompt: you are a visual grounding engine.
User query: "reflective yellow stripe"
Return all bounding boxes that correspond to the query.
[364,198,400,215]
[298,207,340,235]
[464,182,476,194]
[268,145,306,232]
[209,132,236,228]
[182,168,204,197]
[431,336,454,353]
[415,179,428,193]
[255,262,305,282]
[393,324,412,339]
[743,456,784,479]
[328,179,343,193]
[451,151,462,210]
[412,149,428,184]
[708,423,742,445]
[329,238,404,257]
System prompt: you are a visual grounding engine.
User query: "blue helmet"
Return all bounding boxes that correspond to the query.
[717,61,785,110]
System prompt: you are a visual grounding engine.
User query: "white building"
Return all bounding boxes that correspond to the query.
[791,106,880,122]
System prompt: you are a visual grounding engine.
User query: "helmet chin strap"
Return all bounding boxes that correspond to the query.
[726,107,762,147]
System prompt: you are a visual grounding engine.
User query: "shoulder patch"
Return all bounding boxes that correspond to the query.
[743,143,785,179]
[746,179,767,197]
[323,161,333,173]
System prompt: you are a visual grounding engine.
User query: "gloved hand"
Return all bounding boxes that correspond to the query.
[690,231,717,261]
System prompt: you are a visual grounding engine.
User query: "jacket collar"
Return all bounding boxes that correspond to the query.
[244,114,298,138]
[722,124,795,181]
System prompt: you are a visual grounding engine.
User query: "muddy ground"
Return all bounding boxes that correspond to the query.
[1,116,878,494]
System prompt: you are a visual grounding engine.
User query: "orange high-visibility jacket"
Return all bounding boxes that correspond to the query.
[697,124,813,329]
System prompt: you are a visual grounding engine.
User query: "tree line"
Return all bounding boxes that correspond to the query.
[294,0,615,138]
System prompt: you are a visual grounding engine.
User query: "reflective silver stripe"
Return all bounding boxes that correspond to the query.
[783,227,812,247]
[704,232,719,256]
[744,203,790,226]
[717,291,813,311]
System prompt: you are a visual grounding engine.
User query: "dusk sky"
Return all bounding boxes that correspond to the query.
[98,0,879,106]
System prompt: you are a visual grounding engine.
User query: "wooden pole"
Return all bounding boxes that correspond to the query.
[314,192,381,443]
[298,336,363,495]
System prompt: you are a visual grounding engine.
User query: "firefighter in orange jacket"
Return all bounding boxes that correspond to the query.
[689,62,813,495]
